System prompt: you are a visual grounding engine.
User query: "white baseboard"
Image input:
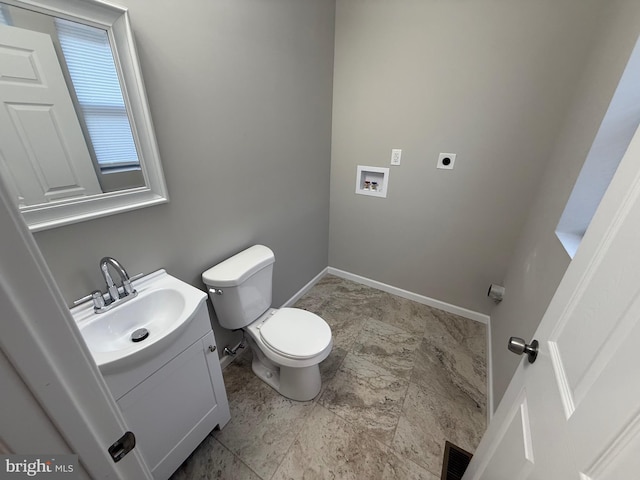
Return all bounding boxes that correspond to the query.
[280,267,329,308]
[486,315,494,422]
[327,267,490,324]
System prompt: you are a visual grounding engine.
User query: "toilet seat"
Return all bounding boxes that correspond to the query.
[259,308,331,360]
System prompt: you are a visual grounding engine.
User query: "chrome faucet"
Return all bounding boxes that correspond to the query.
[100,256,135,300]
[72,257,141,313]
[92,257,137,312]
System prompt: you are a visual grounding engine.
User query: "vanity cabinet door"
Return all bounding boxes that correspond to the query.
[116,332,230,480]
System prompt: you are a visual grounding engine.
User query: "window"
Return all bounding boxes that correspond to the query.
[556,36,640,258]
[54,18,139,173]
[0,5,10,25]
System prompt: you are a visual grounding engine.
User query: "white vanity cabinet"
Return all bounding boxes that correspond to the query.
[101,299,230,480]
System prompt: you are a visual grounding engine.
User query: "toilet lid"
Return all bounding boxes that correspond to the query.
[259,308,331,359]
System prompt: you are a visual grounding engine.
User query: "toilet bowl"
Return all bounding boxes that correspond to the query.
[202,245,332,401]
[245,307,332,400]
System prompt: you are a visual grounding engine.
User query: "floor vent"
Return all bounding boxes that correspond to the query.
[441,441,473,480]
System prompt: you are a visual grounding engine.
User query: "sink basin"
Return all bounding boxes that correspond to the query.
[80,288,185,353]
[71,270,207,371]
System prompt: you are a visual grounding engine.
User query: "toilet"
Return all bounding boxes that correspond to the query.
[202,245,332,401]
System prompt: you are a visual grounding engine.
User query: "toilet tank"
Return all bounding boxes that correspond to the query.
[202,245,275,330]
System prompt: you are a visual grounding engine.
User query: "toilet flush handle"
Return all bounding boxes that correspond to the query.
[209,288,223,295]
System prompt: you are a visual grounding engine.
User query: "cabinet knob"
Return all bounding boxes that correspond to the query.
[209,345,217,353]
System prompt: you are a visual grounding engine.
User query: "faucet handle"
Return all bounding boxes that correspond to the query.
[91,290,106,310]
[122,279,135,296]
[72,290,107,311]
[122,272,143,296]
[106,283,120,302]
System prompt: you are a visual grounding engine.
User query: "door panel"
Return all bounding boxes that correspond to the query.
[551,200,640,413]
[569,310,640,476]
[580,418,640,480]
[7,103,94,201]
[0,43,41,82]
[481,390,534,480]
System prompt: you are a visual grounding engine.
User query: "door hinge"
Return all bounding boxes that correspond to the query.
[108,431,136,463]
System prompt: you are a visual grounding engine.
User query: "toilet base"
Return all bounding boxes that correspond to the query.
[248,340,322,401]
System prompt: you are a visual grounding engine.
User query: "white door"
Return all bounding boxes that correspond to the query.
[464,125,640,478]
[0,24,101,207]
[0,171,151,476]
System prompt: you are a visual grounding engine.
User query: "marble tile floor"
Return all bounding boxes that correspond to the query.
[171,275,487,480]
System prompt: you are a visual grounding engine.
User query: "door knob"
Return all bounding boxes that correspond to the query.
[508,337,539,363]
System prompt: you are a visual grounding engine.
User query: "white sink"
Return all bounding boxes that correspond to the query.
[72,270,207,371]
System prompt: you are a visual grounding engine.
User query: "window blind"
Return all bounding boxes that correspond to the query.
[0,6,10,25]
[55,18,139,171]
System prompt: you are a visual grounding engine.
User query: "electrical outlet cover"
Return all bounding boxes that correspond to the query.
[391,149,402,165]
[437,153,456,170]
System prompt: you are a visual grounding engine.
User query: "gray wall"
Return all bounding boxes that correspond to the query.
[490,0,640,408]
[27,0,640,410]
[33,0,336,351]
[329,0,602,315]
